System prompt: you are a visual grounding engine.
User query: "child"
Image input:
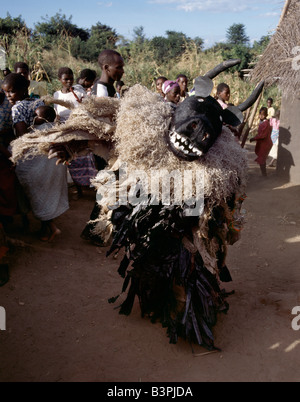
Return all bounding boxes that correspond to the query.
[91,50,125,97]
[81,50,125,244]
[176,74,189,102]
[53,67,86,122]
[32,108,66,241]
[162,80,181,109]
[216,83,230,109]
[54,67,97,198]
[216,83,241,141]
[74,68,97,96]
[14,61,47,99]
[250,107,272,177]
[2,73,44,136]
[2,73,42,231]
[53,67,96,198]
[33,105,57,126]
[2,73,68,242]
[267,97,275,119]
[155,76,167,97]
[268,110,280,167]
[115,80,125,98]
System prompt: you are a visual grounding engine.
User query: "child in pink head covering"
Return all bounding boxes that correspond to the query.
[162,80,180,108]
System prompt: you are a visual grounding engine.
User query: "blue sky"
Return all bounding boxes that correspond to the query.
[2,0,284,48]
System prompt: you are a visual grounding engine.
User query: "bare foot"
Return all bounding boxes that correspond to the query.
[39,222,61,243]
[47,228,61,243]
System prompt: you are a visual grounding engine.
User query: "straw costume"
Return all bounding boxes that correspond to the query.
[10,60,264,349]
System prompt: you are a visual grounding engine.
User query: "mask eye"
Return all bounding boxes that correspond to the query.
[189,122,197,130]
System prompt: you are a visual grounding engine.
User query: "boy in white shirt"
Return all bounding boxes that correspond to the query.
[91,49,124,98]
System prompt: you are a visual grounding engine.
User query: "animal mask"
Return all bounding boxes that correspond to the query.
[166,60,264,162]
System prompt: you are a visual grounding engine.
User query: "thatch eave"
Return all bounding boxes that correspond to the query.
[251,0,300,96]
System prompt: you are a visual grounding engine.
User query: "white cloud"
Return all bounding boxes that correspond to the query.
[203,36,226,49]
[97,1,113,7]
[148,0,275,13]
[259,11,280,18]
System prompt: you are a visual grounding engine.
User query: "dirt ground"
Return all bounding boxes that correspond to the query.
[0,144,300,383]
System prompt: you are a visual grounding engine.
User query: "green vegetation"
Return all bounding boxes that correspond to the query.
[0,12,281,108]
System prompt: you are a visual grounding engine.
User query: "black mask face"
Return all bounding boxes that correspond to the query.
[165,96,224,161]
[164,60,264,162]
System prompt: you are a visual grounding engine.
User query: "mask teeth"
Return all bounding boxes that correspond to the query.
[169,130,203,157]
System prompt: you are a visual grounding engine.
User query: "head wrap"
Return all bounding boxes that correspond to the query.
[162,80,179,95]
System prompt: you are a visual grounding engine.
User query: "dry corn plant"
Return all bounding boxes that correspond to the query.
[30,60,51,82]
[120,43,160,88]
[167,41,203,84]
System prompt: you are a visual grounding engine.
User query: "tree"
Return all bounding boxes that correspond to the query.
[150,31,193,63]
[149,36,169,63]
[0,14,30,54]
[0,13,28,36]
[193,36,204,52]
[165,30,191,57]
[221,44,252,71]
[89,22,118,48]
[71,22,119,61]
[34,12,89,41]
[208,41,232,53]
[116,34,130,48]
[220,23,252,72]
[226,23,249,46]
[252,35,271,54]
[132,26,146,46]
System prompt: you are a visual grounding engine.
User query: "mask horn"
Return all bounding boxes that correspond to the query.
[204,59,241,79]
[194,59,241,98]
[237,81,265,112]
[222,81,265,127]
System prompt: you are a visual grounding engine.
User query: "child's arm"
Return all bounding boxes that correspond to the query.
[14,121,29,138]
[251,120,270,141]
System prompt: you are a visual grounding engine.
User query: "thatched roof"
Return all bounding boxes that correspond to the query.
[251,0,300,95]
